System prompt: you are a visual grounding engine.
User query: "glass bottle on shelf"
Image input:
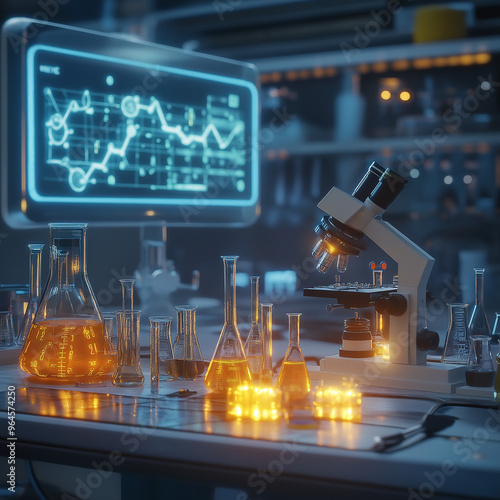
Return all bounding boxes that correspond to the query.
[173,305,204,380]
[19,223,112,380]
[277,313,311,399]
[441,304,470,364]
[468,268,491,337]
[244,276,263,382]
[16,244,44,347]
[465,335,495,387]
[204,256,251,393]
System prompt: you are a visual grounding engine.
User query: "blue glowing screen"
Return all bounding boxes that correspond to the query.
[26,45,258,208]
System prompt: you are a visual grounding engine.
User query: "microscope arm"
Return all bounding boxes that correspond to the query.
[318,186,434,364]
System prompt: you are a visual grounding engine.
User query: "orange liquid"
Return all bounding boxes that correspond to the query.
[277,361,311,394]
[204,358,252,393]
[19,318,115,380]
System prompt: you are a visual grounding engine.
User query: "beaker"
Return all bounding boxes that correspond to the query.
[465,336,495,387]
[468,268,491,337]
[150,316,176,394]
[277,313,311,400]
[441,304,470,364]
[260,303,273,385]
[204,256,251,393]
[244,276,263,382]
[19,223,112,380]
[16,244,44,347]
[101,312,117,372]
[173,305,204,380]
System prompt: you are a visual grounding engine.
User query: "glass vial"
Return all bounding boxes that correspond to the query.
[173,305,204,380]
[260,303,273,385]
[19,223,111,380]
[16,244,44,347]
[277,313,311,398]
[468,268,491,337]
[244,276,263,382]
[441,304,470,364]
[204,256,251,393]
[150,316,176,394]
[465,336,495,387]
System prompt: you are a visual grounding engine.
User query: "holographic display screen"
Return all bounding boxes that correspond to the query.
[27,45,257,207]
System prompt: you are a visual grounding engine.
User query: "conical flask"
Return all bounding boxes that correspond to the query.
[244,276,263,382]
[16,244,44,346]
[204,256,251,393]
[277,313,311,397]
[468,268,491,337]
[173,305,204,380]
[19,223,112,380]
[441,304,470,365]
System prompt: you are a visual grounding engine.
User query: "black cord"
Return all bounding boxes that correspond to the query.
[26,460,50,500]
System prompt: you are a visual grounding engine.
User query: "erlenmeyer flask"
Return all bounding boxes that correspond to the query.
[468,268,491,337]
[19,223,112,380]
[16,244,44,346]
[441,304,470,364]
[277,313,311,397]
[173,305,204,380]
[465,336,495,387]
[204,256,251,393]
[244,276,263,382]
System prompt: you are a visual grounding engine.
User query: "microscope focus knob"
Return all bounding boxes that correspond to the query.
[374,294,407,316]
[416,328,440,351]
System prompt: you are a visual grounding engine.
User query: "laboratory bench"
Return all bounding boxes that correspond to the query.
[1,344,499,500]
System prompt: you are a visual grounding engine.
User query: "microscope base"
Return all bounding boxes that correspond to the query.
[309,355,467,394]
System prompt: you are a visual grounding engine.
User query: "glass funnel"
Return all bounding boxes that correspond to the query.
[441,304,470,365]
[173,305,204,380]
[277,313,311,398]
[465,336,495,387]
[19,223,112,380]
[468,268,491,337]
[16,244,44,347]
[244,276,263,382]
[204,256,251,393]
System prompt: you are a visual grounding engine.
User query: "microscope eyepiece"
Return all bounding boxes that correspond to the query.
[351,161,386,202]
[369,168,408,210]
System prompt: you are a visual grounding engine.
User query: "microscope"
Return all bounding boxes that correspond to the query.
[305,162,466,393]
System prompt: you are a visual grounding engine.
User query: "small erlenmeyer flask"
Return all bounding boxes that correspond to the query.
[19,223,112,380]
[260,303,273,385]
[465,336,495,387]
[468,268,491,337]
[277,313,311,398]
[173,305,204,380]
[441,304,470,365]
[16,244,44,347]
[204,256,251,393]
[244,276,263,382]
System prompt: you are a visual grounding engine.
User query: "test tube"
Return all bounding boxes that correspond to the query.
[260,303,273,385]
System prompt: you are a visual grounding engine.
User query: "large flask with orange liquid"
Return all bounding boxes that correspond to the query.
[19,223,114,380]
